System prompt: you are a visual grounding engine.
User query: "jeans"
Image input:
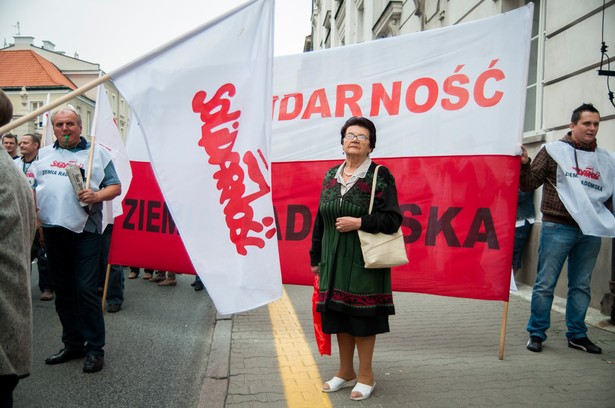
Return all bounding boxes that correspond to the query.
[43,227,105,356]
[527,222,601,341]
[512,220,532,270]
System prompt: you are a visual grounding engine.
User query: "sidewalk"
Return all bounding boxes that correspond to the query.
[218,284,615,408]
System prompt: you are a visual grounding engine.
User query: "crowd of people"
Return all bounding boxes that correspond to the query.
[0,91,205,406]
[1,92,611,405]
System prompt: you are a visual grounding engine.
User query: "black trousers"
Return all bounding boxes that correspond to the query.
[31,229,53,292]
[43,227,105,356]
[0,375,18,408]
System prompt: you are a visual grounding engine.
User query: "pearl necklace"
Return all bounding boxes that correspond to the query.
[343,169,354,177]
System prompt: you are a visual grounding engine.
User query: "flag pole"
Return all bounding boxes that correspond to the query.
[85,135,96,189]
[498,301,509,360]
[85,81,103,189]
[101,263,111,313]
[0,73,111,136]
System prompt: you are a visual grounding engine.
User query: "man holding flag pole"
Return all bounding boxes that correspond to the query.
[521,103,613,355]
[29,107,121,373]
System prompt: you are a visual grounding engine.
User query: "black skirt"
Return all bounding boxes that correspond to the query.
[321,309,390,337]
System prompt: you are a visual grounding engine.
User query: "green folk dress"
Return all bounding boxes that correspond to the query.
[310,162,403,336]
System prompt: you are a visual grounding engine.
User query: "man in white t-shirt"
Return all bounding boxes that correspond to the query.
[31,108,121,374]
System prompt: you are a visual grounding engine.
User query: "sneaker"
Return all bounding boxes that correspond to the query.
[143,271,153,280]
[194,281,204,291]
[568,337,602,354]
[128,271,138,279]
[526,336,543,352]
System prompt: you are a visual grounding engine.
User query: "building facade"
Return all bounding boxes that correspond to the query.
[0,35,129,141]
[310,0,615,314]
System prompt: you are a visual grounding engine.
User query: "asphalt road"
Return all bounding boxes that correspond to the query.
[14,267,217,408]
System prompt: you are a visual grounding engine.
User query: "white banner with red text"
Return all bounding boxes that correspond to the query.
[110,5,533,303]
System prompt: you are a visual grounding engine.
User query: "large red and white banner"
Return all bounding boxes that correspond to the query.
[111,4,533,306]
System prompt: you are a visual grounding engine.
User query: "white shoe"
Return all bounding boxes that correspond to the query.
[322,376,356,393]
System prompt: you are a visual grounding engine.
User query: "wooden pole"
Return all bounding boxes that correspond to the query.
[85,80,102,190]
[102,263,111,313]
[498,301,509,360]
[85,135,96,189]
[0,73,111,136]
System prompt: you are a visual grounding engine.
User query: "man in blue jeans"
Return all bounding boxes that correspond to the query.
[519,103,613,354]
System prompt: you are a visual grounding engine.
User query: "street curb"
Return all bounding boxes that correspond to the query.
[198,313,233,408]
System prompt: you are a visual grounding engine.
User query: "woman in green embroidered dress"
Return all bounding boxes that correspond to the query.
[310,116,403,401]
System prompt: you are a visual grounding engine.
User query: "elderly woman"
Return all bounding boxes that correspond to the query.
[310,116,403,401]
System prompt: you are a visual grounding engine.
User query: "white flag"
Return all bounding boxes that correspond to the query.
[92,83,133,228]
[110,0,281,314]
[42,93,54,147]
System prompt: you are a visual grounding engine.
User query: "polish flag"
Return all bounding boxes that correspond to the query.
[268,4,534,302]
[109,0,281,314]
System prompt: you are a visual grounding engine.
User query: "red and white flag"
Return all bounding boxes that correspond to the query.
[110,0,281,314]
[92,83,132,228]
[269,4,534,302]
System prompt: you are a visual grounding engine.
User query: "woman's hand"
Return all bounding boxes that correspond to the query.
[335,216,361,233]
[311,265,319,275]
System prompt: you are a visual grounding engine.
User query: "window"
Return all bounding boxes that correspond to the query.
[31,101,44,128]
[524,0,545,133]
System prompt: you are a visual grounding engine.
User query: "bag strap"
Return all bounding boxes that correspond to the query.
[367,165,381,215]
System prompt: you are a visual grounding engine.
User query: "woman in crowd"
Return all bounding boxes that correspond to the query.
[310,116,403,401]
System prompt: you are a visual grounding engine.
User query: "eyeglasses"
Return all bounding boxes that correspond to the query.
[344,133,369,142]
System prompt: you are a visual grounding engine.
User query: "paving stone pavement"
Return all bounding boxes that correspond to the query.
[224,284,615,408]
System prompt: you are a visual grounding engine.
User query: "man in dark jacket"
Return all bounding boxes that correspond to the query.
[520,103,612,354]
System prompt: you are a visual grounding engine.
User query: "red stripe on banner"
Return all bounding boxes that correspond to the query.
[272,156,518,302]
[109,161,196,274]
[111,156,518,300]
